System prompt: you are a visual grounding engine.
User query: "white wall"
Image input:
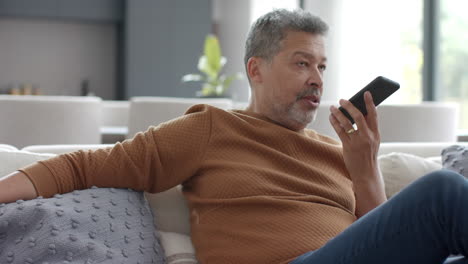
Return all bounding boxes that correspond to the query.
[0,18,116,99]
[212,0,252,102]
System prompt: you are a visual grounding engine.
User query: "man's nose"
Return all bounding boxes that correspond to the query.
[307,68,323,89]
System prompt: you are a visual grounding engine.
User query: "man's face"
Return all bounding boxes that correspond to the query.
[249,31,327,131]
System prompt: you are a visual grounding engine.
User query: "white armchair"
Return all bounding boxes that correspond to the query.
[0,95,102,148]
[127,96,232,139]
[101,100,129,143]
[101,100,129,127]
[376,102,459,142]
[308,101,459,142]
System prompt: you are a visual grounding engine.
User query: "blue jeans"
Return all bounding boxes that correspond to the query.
[291,170,468,264]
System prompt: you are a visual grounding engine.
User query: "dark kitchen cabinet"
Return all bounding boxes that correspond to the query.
[124,0,212,98]
[0,0,57,17]
[57,0,123,22]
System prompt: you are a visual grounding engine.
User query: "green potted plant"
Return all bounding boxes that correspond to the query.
[182,34,243,98]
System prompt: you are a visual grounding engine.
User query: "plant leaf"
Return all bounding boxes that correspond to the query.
[204,35,222,77]
[197,55,217,80]
[220,57,227,68]
[185,34,240,97]
[201,83,216,96]
[181,74,204,82]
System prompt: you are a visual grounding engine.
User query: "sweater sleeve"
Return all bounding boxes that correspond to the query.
[19,104,212,198]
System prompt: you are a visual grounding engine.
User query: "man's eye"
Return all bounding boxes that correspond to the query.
[319,65,327,71]
[297,61,308,67]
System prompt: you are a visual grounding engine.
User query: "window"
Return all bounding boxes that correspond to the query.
[439,0,468,129]
[305,0,468,131]
[332,0,423,104]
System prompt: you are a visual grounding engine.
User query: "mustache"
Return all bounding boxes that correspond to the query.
[296,87,321,100]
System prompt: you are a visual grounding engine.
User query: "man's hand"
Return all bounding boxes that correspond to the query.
[0,171,37,203]
[328,91,387,218]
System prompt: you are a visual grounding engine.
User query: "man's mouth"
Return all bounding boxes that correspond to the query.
[300,95,320,107]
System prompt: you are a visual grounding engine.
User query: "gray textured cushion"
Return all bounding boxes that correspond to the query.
[441,145,468,177]
[0,187,166,264]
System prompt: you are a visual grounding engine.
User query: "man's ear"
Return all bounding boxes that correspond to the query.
[247,57,263,83]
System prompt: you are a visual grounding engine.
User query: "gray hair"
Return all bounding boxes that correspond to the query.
[244,9,328,70]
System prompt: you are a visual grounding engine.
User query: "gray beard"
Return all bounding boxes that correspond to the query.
[272,100,316,128]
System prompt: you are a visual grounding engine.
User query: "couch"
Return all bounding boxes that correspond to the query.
[1,141,468,263]
[0,95,102,148]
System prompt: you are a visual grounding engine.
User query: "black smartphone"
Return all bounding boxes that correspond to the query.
[339,76,400,124]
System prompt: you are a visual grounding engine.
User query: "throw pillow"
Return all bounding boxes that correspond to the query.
[0,149,55,178]
[159,231,198,264]
[378,152,442,198]
[441,145,468,177]
[0,187,166,264]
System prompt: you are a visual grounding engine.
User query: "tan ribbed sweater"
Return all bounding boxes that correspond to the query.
[21,104,356,264]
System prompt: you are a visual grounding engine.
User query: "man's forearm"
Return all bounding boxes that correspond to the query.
[0,171,38,203]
